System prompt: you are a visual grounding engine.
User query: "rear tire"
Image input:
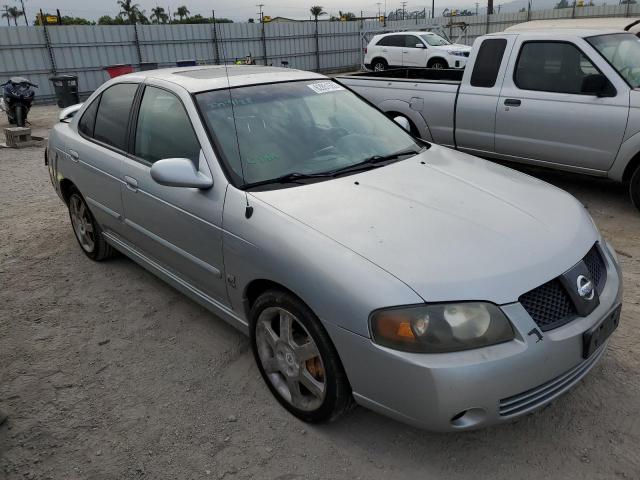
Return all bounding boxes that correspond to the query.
[630,164,640,212]
[428,58,448,69]
[371,58,387,72]
[68,187,115,261]
[250,290,353,423]
[15,105,25,127]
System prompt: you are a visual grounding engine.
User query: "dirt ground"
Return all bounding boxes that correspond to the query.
[1,105,639,480]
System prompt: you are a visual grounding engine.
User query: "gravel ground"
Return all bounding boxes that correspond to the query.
[1,106,639,480]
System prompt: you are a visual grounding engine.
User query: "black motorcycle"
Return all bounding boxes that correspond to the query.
[2,77,37,127]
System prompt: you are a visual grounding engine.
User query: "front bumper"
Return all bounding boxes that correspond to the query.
[327,241,622,431]
[449,56,468,69]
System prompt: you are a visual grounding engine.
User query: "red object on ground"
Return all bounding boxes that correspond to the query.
[104,64,134,78]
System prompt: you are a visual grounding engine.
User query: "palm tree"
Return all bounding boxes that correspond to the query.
[309,5,326,21]
[175,5,190,21]
[150,6,169,24]
[4,6,23,26]
[117,0,141,24]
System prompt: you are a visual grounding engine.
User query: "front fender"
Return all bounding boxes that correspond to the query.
[221,186,423,338]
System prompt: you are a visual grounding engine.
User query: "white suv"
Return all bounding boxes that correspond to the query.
[364,31,472,71]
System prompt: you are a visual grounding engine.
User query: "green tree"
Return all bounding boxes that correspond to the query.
[338,10,356,20]
[310,5,327,21]
[150,6,169,24]
[117,0,141,23]
[554,0,570,7]
[248,18,255,23]
[175,5,190,20]
[98,15,125,24]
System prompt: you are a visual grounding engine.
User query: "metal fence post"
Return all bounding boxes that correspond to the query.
[40,9,57,74]
[626,0,631,18]
[133,22,143,66]
[212,10,220,65]
[315,20,320,72]
[261,20,268,66]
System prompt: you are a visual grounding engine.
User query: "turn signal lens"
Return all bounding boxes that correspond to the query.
[370,302,513,353]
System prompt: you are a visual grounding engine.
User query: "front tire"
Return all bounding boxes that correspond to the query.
[15,105,25,127]
[428,58,448,69]
[630,164,640,211]
[68,188,115,261]
[250,290,353,423]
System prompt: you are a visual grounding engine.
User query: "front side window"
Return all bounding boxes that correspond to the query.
[404,35,423,48]
[514,42,599,95]
[134,86,200,164]
[588,33,640,88]
[196,80,422,187]
[93,83,138,151]
[420,34,451,47]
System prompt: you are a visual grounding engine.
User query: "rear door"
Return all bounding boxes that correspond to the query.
[68,82,139,235]
[119,83,229,305]
[401,34,428,67]
[494,38,629,171]
[456,36,513,155]
[377,34,404,67]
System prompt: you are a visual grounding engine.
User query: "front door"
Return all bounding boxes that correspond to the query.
[378,34,405,67]
[120,84,229,305]
[402,34,428,67]
[495,39,629,171]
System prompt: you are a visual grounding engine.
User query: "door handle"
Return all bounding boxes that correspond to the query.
[68,149,79,161]
[124,175,138,192]
[504,99,522,107]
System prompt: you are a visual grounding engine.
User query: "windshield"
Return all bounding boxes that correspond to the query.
[196,80,422,187]
[588,33,640,88]
[420,34,450,46]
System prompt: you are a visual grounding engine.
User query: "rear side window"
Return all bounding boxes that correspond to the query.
[514,42,599,94]
[470,38,507,88]
[93,83,138,151]
[134,86,200,164]
[78,96,100,137]
[377,35,404,47]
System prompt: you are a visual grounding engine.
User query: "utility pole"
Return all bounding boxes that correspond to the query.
[212,9,220,64]
[401,0,407,20]
[487,0,494,14]
[376,2,382,18]
[3,5,9,26]
[475,2,479,14]
[431,0,434,17]
[257,4,267,66]
[18,0,27,25]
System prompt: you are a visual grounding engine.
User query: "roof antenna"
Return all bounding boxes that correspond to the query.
[214,19,253,219]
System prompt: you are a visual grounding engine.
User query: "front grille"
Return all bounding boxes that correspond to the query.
[584,244,606,293]
[519,279,576,331]
[519,244,607,332]
[499,345,605,416]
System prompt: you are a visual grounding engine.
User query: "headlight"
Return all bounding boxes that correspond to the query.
[370,302,514,353]
[448,51,467,57]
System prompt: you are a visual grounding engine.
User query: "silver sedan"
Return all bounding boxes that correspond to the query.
[46,66,622,431]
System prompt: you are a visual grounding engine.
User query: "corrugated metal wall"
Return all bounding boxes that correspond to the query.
[2,4,640,104]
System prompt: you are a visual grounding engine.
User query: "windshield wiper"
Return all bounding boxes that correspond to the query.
[243,147,423,190]
[325,147,422,176]
[243,171,333,189]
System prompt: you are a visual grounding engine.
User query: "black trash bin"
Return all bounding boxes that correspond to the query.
[139,62,158,71]
[49,75,79,108]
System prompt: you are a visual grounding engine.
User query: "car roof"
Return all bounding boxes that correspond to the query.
[114,65,326,93]
[505,18,640,33]
[488,28,628,38]
[377,31,437,36]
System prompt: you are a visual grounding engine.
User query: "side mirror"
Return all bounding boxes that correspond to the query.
[415,43,425,48]
[150,158,213,189]
[581,73,610,97]
[59,103,83,122]
[393,116,411,132]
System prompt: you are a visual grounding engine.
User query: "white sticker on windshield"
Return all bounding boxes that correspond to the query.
[307,81,345,94]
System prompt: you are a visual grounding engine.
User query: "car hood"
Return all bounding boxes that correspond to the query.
[250,146,598,304]
[437,43,471,52]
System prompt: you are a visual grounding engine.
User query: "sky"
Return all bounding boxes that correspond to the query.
[10,0,495,23]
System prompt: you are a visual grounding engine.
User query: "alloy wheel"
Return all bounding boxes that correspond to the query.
[255,307,326,411]
[69,194,95,253]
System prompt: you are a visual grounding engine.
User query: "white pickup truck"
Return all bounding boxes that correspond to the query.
[339,28,640,210]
